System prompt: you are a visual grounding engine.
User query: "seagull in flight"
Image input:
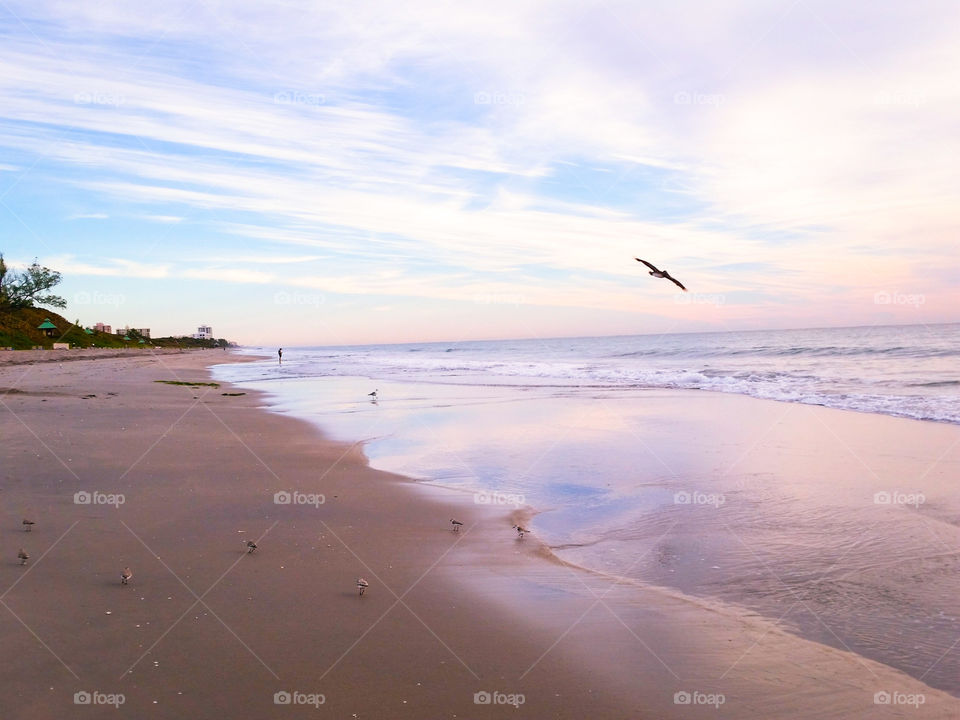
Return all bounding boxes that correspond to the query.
[635,258,687,292]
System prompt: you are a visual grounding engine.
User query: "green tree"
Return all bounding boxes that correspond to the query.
[0,254,67,310]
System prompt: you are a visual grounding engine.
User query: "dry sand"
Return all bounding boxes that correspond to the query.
[0,351,956,718]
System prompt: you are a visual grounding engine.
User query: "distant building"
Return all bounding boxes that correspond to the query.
[136,328,151,339]
[115,326,129,336]
[193,325,213,340]
[94,322,112,334]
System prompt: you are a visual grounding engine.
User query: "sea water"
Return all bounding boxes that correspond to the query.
[213,323,960,694]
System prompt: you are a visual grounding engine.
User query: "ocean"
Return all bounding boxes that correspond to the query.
[222,323,960,425]
[212,322,960,695]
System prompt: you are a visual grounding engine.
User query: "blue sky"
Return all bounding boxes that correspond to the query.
[1,0,957,345]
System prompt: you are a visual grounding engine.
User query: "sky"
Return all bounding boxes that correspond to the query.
[0,0,957,346]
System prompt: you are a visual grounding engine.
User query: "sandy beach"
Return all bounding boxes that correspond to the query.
[1,350,958,719]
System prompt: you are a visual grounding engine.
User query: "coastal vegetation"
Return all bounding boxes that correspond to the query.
[154,380,220,388]
[0,254,231,350]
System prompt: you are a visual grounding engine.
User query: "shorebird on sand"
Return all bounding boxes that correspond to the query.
[450,519,463,532]
[22,519,35,532]
[244,540,258,554]
[121,567,133,585]
[635,258,687,292]
[368,389,378,398]
[357,577,369,596]
[512,525,528,539]
[18,548,29,565]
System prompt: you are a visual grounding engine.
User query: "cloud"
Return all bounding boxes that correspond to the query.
[49,256,170,279]
[67,212,109,219]
[182,267,276,284]
[0,0,957,338]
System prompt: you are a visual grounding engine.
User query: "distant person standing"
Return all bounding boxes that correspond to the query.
[278,347,283,365]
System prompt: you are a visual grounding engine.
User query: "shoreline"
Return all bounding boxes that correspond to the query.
[213,358,960,701]
[0,351,957,718]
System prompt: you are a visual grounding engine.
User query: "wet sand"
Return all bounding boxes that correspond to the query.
[1,351,957,718]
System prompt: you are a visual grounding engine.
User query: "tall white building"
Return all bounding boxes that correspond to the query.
[192,325,213,340]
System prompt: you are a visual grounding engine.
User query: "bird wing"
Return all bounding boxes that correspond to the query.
[635,258,660,273]
[663,273,687,291]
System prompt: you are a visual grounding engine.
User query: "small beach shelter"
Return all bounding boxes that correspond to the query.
[37,318,57,337]
[84,328,94,334]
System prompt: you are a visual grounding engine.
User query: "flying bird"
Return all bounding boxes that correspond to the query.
[22,519,35,532]
[121,567,133,585]
[18,548,29,565]
[635,258,687,291]
[357,577,369,596]
[244,540,258,554]
[450,519,463,532]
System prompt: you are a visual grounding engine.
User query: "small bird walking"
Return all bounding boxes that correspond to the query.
[18,548,29,565]
[450,519,463,532]
[22,519,35,532]
[635,258,687,291]
[244,540,258,554]
[121,567,133,585]
[357,577,369,596]
[513,525,528,539]
[367,389,378,398]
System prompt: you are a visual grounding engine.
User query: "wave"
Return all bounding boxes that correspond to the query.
[609,345,959,360]
[228,326,960,425]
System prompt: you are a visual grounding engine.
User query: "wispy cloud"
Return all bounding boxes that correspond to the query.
[0,0,957,341]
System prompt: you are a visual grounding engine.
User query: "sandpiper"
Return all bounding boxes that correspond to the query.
[18,548,29,565]
[450,519,463,532]
[121,567,133,585]
[22,519,35,532]
[245,540,258,554]
[513,525,528,539]
[357,577,369,596]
